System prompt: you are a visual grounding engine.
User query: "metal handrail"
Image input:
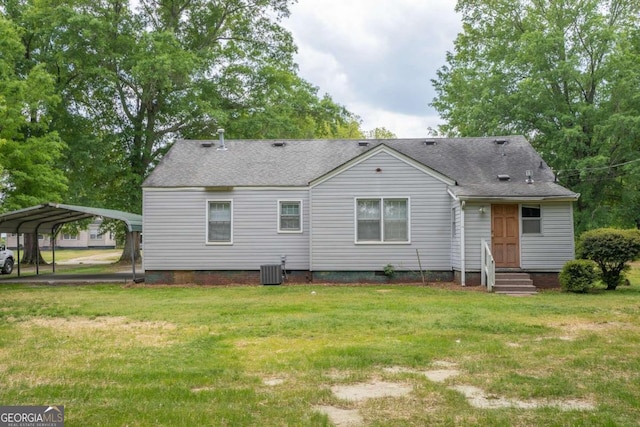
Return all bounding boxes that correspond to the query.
[481,239,495,292]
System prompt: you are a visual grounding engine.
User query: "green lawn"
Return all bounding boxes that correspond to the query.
[10,249,136,275]
[1,280,639,426]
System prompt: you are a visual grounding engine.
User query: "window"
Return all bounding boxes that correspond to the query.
[207,201,232,243]
[89,231,99,240]
[356,198,409,243]
[62,233,78,240]
[522,205,541,234]
[278,201,302,233]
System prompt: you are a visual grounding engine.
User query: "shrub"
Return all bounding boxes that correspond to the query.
[559,260,598,293]
[577,228,640,290]
[383,263,395,277]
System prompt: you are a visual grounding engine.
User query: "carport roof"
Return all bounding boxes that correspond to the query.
[0,203,142,234]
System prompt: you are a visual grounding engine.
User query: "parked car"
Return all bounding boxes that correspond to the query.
[0,245,15,274]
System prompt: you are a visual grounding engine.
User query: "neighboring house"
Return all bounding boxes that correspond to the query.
[142,136,579,287]
[7,219,116,250]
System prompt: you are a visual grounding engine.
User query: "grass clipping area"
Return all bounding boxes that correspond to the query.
[1,283,639,426]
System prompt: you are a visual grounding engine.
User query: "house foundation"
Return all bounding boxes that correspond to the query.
[144,270,454,285]
[454,270,560,289]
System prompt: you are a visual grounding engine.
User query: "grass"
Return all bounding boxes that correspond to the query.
[40,248,122,263]
[9,248,122,264]
[9,249,137,275]
[1,279,639,425]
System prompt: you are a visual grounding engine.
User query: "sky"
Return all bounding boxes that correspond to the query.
[281,0,462,138]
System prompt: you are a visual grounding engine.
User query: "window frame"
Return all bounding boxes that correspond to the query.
[206,199,233,245]
[521,204,542,235]
[354,197,411,244]
[277,200,303,234]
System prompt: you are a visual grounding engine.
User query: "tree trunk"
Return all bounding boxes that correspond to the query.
[118,231,141,263]
[20,233,47,265]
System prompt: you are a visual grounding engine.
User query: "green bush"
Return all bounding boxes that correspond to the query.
[559,260,598,293]
[577,228,640,290]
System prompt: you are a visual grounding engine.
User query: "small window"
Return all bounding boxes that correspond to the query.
[278,201,302,233]
[62,233,78,240]
[356,198,409,243]
[207,201,232,243]
[89,231,99,240]
[522,205,541,234]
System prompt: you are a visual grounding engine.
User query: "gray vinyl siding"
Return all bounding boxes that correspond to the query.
[311,151,452,271]
[462,202,492,271]
[143,188,309,270]
[520,202,575,271]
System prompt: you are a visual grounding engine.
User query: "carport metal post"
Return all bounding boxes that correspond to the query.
[130,230,136,282]
[35,224,41,275]
[52,224,63,273]
[16,228,21,277]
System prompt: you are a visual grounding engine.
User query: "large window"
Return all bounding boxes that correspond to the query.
[356,198,409,243]
[278,201,302,233]
[207,201,232,243]
[522,204,541,234]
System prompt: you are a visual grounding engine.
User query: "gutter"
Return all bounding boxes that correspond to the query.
[452,195,580,202]
[448,189,465,286]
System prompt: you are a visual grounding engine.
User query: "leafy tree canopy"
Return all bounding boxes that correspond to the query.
[2,0,365,220]
[0,16,67,211]
[431,0,640,232]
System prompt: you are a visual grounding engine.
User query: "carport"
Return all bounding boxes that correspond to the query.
[0,203,143,281]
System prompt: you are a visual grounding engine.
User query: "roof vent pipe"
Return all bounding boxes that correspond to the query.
[217,128,227,151]
[525,170,534,184]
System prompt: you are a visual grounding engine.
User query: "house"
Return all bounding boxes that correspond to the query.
[6,218,116,250]
[142,135,579,288]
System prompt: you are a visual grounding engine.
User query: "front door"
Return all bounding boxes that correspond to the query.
[492,204,520,268]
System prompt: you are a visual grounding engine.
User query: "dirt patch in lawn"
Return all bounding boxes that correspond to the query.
[314,405,363,427]
[19,316,177,347]
[452,385,595,410]
[263,377,285,386]
[332,381,413,402]
[383,366,461,383]
[544,320,640,341]
[317,360,595,420]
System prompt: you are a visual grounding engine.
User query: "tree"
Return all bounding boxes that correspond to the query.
[431,0,640,233]
[223,68,363,140]
[25,0,363,261]
[2,0,366,264]
[364,127,397,139]
[0,16,67,263]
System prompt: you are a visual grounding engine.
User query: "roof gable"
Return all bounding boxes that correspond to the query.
[309,144,456,188]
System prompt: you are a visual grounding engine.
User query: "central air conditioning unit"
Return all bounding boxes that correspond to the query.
[260,264,282,285]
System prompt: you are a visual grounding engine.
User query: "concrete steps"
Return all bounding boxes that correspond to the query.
[492,272,537,295]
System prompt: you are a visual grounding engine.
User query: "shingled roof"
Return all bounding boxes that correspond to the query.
[143,135,578,199]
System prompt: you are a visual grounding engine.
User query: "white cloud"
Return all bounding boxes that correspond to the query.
[282,0,461,137]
